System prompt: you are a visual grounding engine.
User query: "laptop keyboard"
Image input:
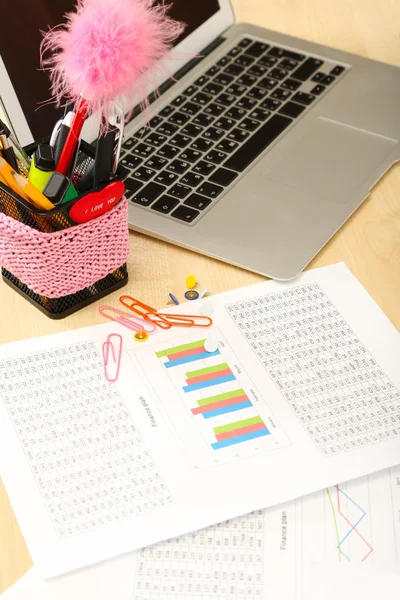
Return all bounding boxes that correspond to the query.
[121,37,347,224]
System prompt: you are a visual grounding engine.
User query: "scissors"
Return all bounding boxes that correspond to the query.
[119,296,212,329]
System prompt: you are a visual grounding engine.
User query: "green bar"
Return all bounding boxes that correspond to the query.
[186,362,229,378]
[156,339,206,358]
[214,416,263,435]
[197,388,246,407]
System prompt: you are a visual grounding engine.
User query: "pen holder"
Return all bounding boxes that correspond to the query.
[0,141,129,319]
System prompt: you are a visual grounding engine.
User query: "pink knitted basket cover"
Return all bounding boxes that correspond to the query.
[0,199,130,298]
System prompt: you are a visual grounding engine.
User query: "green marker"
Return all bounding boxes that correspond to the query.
[28,144,55,192]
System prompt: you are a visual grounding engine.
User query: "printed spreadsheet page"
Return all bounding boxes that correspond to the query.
[0,263,399,577]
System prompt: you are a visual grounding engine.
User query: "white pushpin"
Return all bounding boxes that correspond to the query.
[204,338,219,353]
[198,287,208,299]
[200,302,213,316]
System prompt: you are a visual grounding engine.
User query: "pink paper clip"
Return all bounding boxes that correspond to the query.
[98,305,156,334]
[102,333,123,383]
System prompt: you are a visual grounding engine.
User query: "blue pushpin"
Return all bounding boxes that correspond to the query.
[169,293,179,305]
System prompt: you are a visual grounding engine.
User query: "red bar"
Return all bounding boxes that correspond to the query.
[191,394,248,415]
[167,345,205,361]
[186,368,232,385]
[215,421,267,442]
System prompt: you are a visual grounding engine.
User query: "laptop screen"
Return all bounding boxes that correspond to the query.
[0,0,221,141]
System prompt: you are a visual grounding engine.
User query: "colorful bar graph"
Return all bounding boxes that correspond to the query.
[183,373,236,393]
[185,363,232,385]
[164,350,220,369]
[156,340,206,358]
[203,400,252,419]
[211,428,270,449]
[186,363,230,378]
[197,389,246,406]
[214,417,267,441]
[191,394,249,415]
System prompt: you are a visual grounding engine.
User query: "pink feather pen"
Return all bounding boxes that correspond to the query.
[40,0,184,175]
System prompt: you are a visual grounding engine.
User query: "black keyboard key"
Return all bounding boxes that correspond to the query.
[193,161,215,176]
[269,67,289,81]
[267,47,285,58]
[249,108,270,122]
[171,205,199,222]
[217,56,230,67]
[169,134,191,148]
[311,84,325,96]
[280,58,300,71]
[157,122,178,136]
[311,72,325,82]
[122,138,136,151]
[144,156,167,170]
[169,183,191,199]
[281,78,302,91]
[134,125,150,138]
[183,85,198,96]
[261,98,282,111]
[168,112,190,126]
[124,178,143,198]
[292,58,323,81]
[204,82,224,96]
[279,101,306,119]
[228,46,242,58]
[206,65,220,77]
[292,91,315,105]
[238,38,252,48]
[239,118,260,132]
[258,55,278,67]
[215,117,236,130]
[237,74,258,87]
[152,195,179,214]
[214,73,234,86]
[203,127,225,142]
[155,170,179,185]
[158,144,180,159]
[192,92,212,106]
[271,88,292,101]
[181,102,202,116]
[216,139,239,153]
[235,54,255,67]
[205,149,228,164]
[145,132,167,147]
[121,153,142,170]
[184,194,212,210]
[209,168,238,187]
[224,64,244,77]
[180,148,202,163]
[321,75,335,85]
[181,123,204,137]
[215,93,236,107]
[226,83,247,96]
[193,113,215,127]
[171,95,185,107]
[194,75,209,87]
[132,143,154,158]
[258,77,278,90]
[248,64,268,77]
[149,115,163,128]
[226,107,247,121]
[281,50,305,61]
[159,105,174,117]
[132,182,165,206]
[248,87,268,100]
[204,103,225,117]
[167,159,190,174]
[132,166,156,182]
[227,128,250,143]
[191,138,213,152]
[197,182,224,198]
[331,65,345,76]
[225,114,292,172]
[180,172,204,187]
[245,41,269,58]
[236,97,258,110]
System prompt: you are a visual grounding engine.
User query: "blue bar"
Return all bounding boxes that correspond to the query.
[203,400,253,419]
[183,374,236,393]
[164,350,220,368]
[212,428,270,449]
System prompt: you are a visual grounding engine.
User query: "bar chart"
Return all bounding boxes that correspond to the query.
[154,333,287,463]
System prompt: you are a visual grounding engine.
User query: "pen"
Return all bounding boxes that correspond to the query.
[56,97,89,175]
[0,119,30,172]
[54,111,74,166]
[0,128,19,172]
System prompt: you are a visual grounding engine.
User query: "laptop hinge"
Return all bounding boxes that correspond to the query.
[127,36,226,124]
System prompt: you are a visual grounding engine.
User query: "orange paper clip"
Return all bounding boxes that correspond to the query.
[119,295,213,329]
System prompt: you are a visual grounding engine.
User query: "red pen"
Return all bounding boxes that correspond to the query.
[55,97,89,175]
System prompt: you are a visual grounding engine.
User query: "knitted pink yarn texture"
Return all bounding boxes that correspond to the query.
[0,199,129,298]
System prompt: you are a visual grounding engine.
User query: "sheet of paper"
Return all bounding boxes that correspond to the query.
[3,466,399,599]
[1,263,399,576]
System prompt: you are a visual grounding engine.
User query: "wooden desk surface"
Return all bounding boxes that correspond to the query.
[1,0,399,593]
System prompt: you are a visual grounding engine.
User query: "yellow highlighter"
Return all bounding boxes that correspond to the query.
[0,157,55,210]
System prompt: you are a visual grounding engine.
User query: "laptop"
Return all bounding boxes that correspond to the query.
[1,1,399,280]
